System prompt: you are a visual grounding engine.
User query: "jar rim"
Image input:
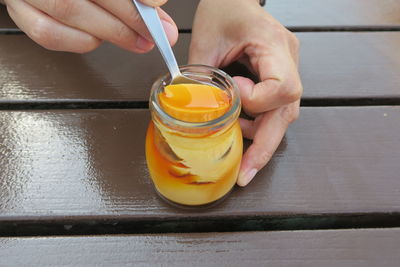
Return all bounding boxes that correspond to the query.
[149,64,241,132]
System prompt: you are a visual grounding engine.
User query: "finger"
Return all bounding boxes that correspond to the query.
[233,76,258,117]
[239,110,270,139]
[6,0,101,53]
[92,0,178,46]
[237,101,300,187]
[139,0,168,7]
[25,0,153,53]
[239,118,256,140]
[287,31,300,66]
[156,8,179,46]
[237,110,286,187]
[238,52,302,114]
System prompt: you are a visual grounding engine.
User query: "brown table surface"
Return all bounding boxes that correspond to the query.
[1,1,400,266]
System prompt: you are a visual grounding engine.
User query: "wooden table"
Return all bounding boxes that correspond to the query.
[1,1,400,266]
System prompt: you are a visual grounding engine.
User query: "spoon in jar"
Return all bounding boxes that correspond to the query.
[132,0,202,85]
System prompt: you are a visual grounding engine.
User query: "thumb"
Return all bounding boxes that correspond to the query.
[188,37,220,66]
[139,0,168,7]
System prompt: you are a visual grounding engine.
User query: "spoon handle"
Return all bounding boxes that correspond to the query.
[132,0,181,78]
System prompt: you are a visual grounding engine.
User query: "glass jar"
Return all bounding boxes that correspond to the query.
[145,65,242,208]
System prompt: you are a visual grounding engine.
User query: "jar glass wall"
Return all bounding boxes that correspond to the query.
[145,65,243,207]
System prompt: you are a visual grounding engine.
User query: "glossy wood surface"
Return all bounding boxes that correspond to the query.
[0,34,189,102]
[299,32,400,100]
[0,107,399,223]
[163,0,400,29]
[1,228,400,266]
[266,0,400,28]
[1,32,400,103]
[1,0,399,264]
[2,0,400,30]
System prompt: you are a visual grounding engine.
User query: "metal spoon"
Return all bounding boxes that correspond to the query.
[132,0,201,85]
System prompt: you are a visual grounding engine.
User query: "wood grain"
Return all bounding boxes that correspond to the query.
[162,0,198,30]
[0,107,399,225]
[2,0,400,31]
[0,1,196,31]
[0,34,189,102]
[298,32,400,100]
[266,0,400,28]
[1,228,400,266]
[159,0,400,30]
[1,32,400,103]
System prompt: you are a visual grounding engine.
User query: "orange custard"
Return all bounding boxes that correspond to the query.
[159,84,231,122]
[146,83,242,206]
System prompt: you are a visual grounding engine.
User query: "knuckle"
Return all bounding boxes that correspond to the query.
[291,33,300,48]
[279,79,303,104]
[126,5,143,29]
[291,84,303,102]
[270,23,288,41]
[132,9,144,27]
[279,70,303,103]
[48,0,77,21]
[29,17,100,53]
[29,17,57,50]
[257,149,274,167]
[74,37,101,54]
[288,32,300,50]
[280,104,300,124]
[112,23,131,42]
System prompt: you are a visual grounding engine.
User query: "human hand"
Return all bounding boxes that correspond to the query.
[189,0,302,186]
[3,0,178,53]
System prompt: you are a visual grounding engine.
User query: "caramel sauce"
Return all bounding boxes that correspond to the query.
[159,84,231,122]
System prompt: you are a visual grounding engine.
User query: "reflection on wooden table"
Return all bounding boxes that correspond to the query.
[0,1,400,265]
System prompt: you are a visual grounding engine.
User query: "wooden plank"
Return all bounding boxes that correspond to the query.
[2,0,400,31]
[1,228,400,266]
[298,32,400,101]
[162,0,198,30]
[0,34,189,102]
[153,0,400,30]
[0,1,198,31]
[266,0,400,28]
[0,1,197,31]
[1,32,400,102]
[0,107,399,224]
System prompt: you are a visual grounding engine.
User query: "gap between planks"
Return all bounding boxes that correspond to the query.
[1,26,400,35]
[1,213,400,237]
[0,99,399,110]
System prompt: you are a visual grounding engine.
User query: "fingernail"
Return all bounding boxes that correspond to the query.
[161,20,177,44]
[136,36,153,51]
[237,168,258,187]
